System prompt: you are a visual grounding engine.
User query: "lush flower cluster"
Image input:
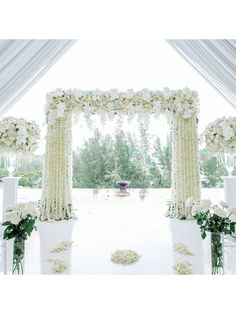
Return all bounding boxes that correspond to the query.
[111,250,141,265]
[0,117,40,153]
[173,243,193,256]
[202,117,236,155]
[45,87,199,125]
[173,261,192,275]
[185,197,236,239]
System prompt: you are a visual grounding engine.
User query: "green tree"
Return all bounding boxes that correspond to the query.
[149,135,172,188]
[200,149,227,188]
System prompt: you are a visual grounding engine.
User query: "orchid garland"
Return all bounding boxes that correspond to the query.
[46,87,199,125]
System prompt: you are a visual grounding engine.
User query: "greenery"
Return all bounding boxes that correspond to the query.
[0,126,232,188]
[194,210,236,240]
[2,214,37,240]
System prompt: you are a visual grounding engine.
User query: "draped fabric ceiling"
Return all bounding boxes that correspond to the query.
[0,40,76,116]
[167,40,236,109]
[0,39,235,116]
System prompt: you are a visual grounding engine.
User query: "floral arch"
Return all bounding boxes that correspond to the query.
[40,87,201,221]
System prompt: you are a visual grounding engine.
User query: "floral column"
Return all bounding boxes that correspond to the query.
[168,115,201,219]
[40,112,73,221]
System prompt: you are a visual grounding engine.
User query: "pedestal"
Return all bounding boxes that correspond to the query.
[2,176,19,275]
[223,176,236,209]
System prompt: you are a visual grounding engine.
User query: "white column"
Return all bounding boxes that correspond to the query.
[223,176,236,209]
[2,176,19,274]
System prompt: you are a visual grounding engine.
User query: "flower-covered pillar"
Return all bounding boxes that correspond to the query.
[40,112,73,221]
[168,114,201,219]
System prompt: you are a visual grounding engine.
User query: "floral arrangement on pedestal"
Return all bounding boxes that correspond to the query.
[202,117,236,155]
[202,117,236,175]
[0,117,40,153]
[2,202,38,275]
[186,197,236,275]
[41,87,201,221]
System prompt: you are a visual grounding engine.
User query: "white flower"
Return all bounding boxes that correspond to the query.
[229,208,236,216]
[192,204,201,216]
[185,197,194,208]
[8,213,21,225]
[212,205,227,218]
[110,89,119,100]
[56,103,66,118]
[200,199,212,209]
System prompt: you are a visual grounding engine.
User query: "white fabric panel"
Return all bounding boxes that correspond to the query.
[0,40,76,115]
[167,40,236,109]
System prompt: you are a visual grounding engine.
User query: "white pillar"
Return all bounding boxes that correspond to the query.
[2,176,19,275]
[223,176,236,209]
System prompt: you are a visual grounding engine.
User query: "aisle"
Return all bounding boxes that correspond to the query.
[2,188,236,275]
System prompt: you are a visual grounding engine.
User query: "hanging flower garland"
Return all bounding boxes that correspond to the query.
[45,87,199,125]
[202,116,236,155]
[0,117,40,153]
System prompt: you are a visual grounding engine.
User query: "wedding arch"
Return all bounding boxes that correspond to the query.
[40,88,201,221]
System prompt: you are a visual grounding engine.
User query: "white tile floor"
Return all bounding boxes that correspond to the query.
[1,188,236,275]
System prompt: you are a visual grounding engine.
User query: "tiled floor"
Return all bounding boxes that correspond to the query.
[1,188,236,275]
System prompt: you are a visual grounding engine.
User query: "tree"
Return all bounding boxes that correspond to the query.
[149,135,172,188]
[200,149,227,188]
[73,130,115,188]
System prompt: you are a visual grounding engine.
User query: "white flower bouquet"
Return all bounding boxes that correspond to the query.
[2,202,38,274]
[202,117,236,155]
[0,117,40,153]
[186,197,236,274]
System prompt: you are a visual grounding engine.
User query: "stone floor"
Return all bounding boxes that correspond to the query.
[1,188,236,275]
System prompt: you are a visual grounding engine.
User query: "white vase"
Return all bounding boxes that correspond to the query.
[224,153,235,176]
[4,153,17,176]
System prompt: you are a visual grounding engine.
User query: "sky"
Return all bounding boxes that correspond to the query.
[5,40,236,154]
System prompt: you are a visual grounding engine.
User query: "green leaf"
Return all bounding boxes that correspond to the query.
[230,224,235,233]
[1,221,10,226]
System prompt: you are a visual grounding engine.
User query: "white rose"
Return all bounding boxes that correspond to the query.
[9,214,21,225]
[192,204,201,216]
[212,205,227,218]
[185,197,194,208]
[200,199,212,209]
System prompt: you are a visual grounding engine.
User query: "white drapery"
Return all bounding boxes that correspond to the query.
[0,40,76,116]
[167,40,236,109]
